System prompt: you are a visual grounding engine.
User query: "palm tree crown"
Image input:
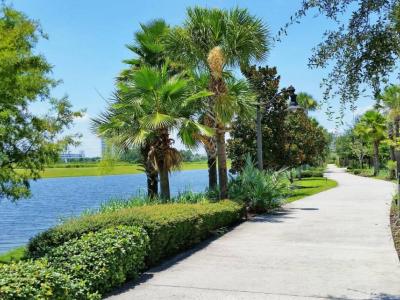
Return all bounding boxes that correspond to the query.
[165,7,270,70]
[296,92,318,113]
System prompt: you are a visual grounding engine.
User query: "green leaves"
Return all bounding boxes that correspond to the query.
[0,6,82,200]
[28,201,243,267]
[140,112,177,130]
[165,7,270,68]
[1,226,149,299]
[355,110,387,143]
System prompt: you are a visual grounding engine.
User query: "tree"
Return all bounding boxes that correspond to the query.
[380,84,400,192]
[228,99,329,174]
[112,19,171,197]
[284,113,329,172]
[94,64,213,200]
[0,6,81,200]
[296,92,318,115]
[355,110,387,176]
[239,66,288,171]
[165,7,270,198]
[281,0,400,117]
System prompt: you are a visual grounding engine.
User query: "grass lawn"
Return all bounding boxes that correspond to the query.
[285,177,338,203]
[0,246,26,264]
[17,161,209,179]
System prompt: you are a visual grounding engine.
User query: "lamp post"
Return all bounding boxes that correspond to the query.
[286,86,301,184]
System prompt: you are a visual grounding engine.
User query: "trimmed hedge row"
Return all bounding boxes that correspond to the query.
[300,170,324,178]
[0,226,148,300]
[28,200,244,267]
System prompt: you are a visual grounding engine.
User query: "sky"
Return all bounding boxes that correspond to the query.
[11,0,376,157]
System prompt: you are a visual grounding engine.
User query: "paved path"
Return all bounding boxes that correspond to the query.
[107,165,400,299]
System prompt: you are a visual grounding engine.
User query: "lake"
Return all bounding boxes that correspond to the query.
[0,169,209,253]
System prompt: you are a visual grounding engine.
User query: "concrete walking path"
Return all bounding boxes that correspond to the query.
[107,165,400,299]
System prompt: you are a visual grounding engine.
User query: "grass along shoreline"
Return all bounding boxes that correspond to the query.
[16,161,209,179]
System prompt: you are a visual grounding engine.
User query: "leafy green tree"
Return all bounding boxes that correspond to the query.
[231,66,288,172]
[0,6,81,200]
[284,113,329,171]
[281,0,400,117]
[94,64,212,199]
[165,6,270,198]
[228,102,329,174]
[242,66,285,171]
[355,110,387,176]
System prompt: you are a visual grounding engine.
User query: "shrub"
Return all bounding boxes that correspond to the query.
[229,157,289,213]
[1,226,148,300]
[0,259,99,300]
[386,160,397,179]
[300,170,324,178]
[47,225,148,296]
[28,201,243,266]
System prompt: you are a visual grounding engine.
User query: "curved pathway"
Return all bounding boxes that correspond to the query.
[107,165,400,299]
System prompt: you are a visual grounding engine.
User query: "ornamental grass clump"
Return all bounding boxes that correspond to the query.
[229,156,289,213]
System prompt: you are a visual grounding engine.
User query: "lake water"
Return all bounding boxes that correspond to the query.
[0,169,208,253]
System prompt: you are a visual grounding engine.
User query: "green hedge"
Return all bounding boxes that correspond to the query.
[300,170,324,178]
[0,259,89,300]
[1,226,147,300]
[46,225,148,296]
[28,200,244,266]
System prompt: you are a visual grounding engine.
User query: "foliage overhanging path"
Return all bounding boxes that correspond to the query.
[107,165,400,299]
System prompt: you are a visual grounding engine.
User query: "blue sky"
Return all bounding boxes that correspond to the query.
[11,0,375,157]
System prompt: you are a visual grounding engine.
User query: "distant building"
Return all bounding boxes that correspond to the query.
[60,151,85,162]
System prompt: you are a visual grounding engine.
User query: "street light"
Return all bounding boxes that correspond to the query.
[287,85,301,112]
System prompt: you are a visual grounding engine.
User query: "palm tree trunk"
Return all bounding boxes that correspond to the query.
[208,65,228,199]
[203,114,218,190]
[147,169,158,198]
[388,123,396,179]
[373,141,380,176]
[216,123,228,199]
[159,165,170,200]
[156,129,172,200]
[207,153,217,190]
[140,144,158,198]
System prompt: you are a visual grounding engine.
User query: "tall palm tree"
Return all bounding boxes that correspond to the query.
[165,7,270,198]
[112,19,170,197]
[354,110,387,176]
[97,64,213,200]
[296,92,318,115]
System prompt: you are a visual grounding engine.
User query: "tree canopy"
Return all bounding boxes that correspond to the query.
[0,6,81,200]
[280,0,400,118]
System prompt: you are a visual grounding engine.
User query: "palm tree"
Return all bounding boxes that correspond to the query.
[354,110,387,176]
[111,19,170,197]
[296,92,318,115]
[380,85,400,201]
[165,7,270,198]
[102,65,212,199]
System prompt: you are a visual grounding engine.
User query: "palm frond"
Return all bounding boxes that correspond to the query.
[140,112,176,130]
